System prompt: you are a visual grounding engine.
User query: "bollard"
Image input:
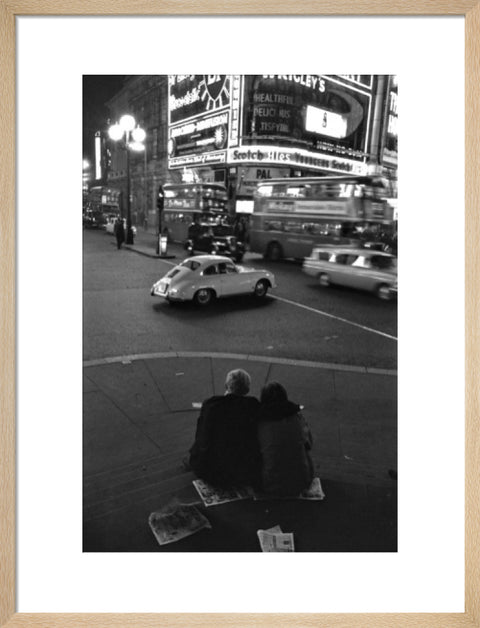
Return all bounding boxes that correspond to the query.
[159,235,168,257]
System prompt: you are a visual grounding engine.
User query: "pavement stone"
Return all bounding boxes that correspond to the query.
[83,353,397,552]
[83,390,162,476]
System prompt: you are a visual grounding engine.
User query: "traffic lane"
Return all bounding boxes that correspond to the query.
[142,249,396,347]
[151,246,397,339]
[142,245,397,341]
[246,254,397,338]
[125,234,396,331]
[153,294,397,369]
[84,283,396,370]
[83,231,396,367]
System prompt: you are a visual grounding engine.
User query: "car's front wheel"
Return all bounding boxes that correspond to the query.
[254,280,269,299]
[318,273,331,287]
[376,284,392,300]
[194,288,214,306]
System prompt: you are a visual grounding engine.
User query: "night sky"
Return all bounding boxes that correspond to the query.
[83,75,126,163]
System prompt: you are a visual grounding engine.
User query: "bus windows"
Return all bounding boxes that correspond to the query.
[256,184,272,197]
[285,185,307,198]
[265,220,284,231]
[162,182,229,243]
[250,175,395,260]
[339,222,357,237]
[338,183,355,198]
[303,223,316,234]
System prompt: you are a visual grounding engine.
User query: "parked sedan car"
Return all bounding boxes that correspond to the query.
[151,255,276,306]
[303,247,397,300]
[185,223,245,262]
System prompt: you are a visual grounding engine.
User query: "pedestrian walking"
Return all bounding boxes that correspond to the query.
[114,217,125,249]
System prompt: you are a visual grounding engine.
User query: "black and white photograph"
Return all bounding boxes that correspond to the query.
[82,74,398,552]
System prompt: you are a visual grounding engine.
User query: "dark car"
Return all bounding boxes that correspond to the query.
[83,209,105,229]
[185,223,245,262]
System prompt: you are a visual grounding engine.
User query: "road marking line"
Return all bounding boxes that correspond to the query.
[272,295,397,341]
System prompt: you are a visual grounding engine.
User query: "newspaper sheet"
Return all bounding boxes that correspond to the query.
[257,525,295,552]
[193,479,252,507]
[149,501,211,546]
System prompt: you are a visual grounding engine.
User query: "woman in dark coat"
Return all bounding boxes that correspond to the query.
[257,381,314,497]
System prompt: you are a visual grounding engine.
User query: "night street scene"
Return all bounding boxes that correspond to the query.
[83,75,398,552]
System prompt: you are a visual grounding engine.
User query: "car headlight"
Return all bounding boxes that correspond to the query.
[168,288,178,295]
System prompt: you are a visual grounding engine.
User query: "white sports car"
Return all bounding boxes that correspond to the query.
[151,255,277,306]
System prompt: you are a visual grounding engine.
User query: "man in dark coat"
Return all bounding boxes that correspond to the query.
[114,217,125,249]
[189,369,261,488]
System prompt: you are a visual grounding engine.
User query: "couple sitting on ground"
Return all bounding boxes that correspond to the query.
[189,369,314,497]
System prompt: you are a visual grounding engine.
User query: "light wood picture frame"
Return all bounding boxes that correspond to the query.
[1,2,478,627]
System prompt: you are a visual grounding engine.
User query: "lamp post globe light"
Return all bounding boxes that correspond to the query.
[108,114,146,245]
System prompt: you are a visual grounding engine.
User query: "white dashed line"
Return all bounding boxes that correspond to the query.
[272,295,397,341]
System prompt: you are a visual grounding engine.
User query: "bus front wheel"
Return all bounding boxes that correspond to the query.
[265,242,282,262]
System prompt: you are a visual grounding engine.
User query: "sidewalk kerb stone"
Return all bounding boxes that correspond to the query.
[366,366,398,376]
[247,354,368,373]
[176,351,250,360]
[124,244,176,260]
[84,351,395,375]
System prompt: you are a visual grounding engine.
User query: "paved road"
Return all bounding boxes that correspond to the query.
[83,229,397,369]
[83,229,397,552]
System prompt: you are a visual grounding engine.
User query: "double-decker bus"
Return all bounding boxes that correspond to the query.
[83,186,121,228]
[250,175,396,261]
[161,182,229,242]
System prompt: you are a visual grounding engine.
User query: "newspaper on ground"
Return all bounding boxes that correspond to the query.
[257,525,295,552]
[193,479,252,507]
[254,477,326,501]
[149,499,211,546]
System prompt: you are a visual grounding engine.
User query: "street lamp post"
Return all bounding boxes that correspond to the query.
[108,114,146,245]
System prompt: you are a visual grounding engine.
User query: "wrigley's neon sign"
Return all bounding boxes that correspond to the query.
[262,74,326,92]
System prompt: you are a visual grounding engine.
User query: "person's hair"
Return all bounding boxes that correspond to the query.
[260,381,288,405]
[225,369,251,396]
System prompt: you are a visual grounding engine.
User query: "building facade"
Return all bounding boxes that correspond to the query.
[106,76,169,230]
[103,75,397,229]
